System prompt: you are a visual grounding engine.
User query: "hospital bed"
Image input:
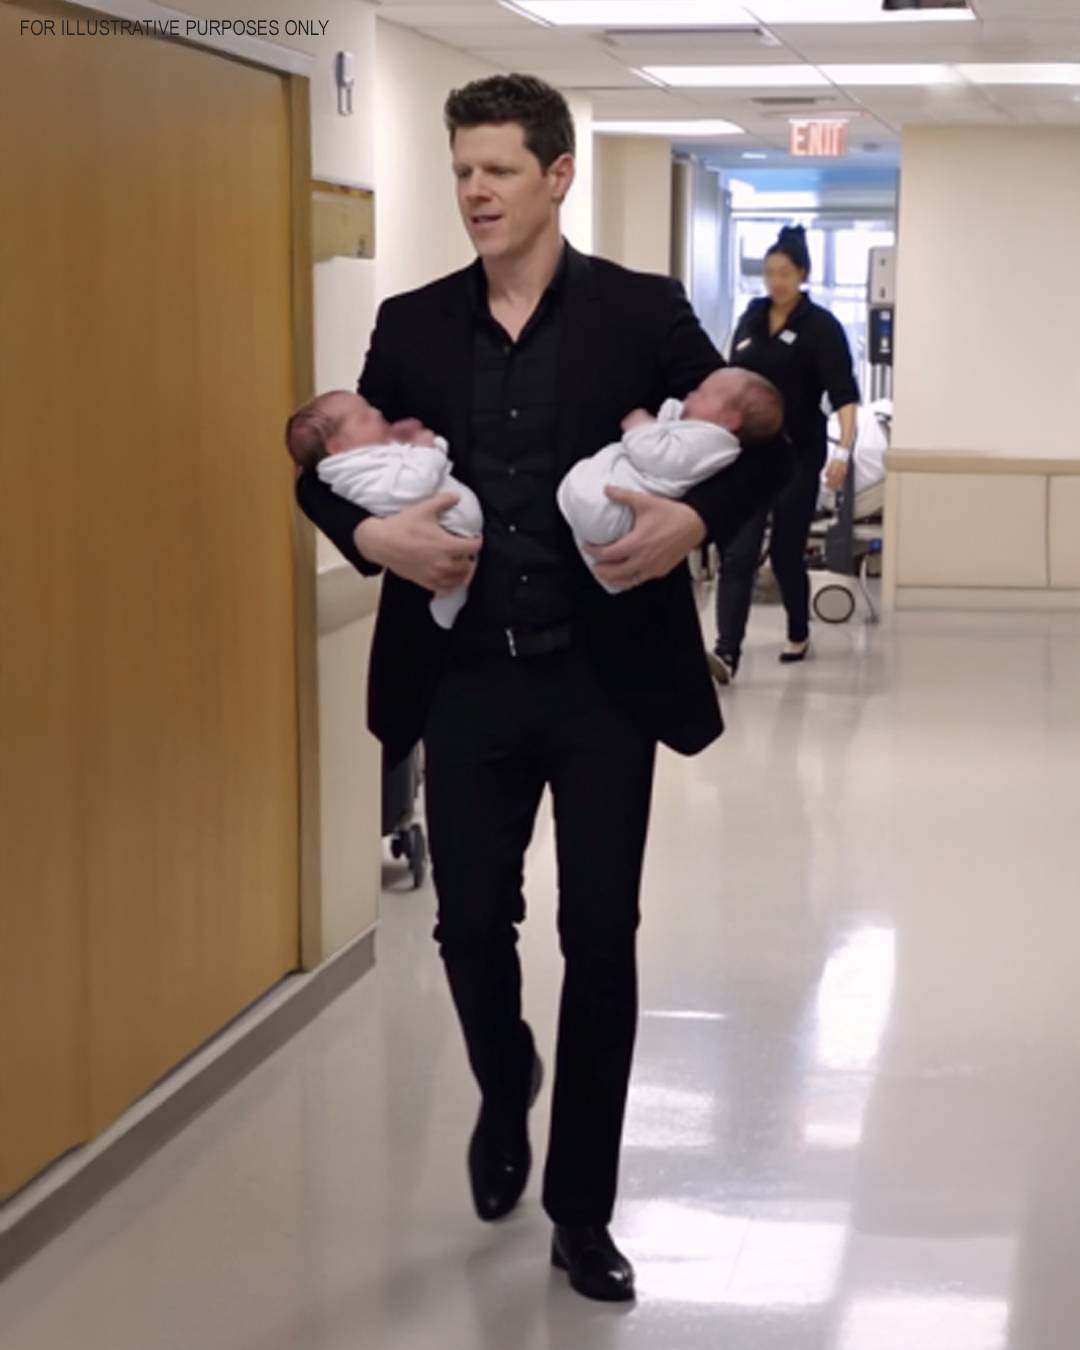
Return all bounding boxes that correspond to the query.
[807,400,891,623]
[690,400,891,623]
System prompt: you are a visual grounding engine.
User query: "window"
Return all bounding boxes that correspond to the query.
[727,213,896,393]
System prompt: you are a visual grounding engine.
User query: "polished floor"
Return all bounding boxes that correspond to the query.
[2,604,1080,1349]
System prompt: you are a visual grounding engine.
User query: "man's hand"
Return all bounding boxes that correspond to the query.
[585,487,707,590]
[621,409,655,433]
[824,458,850,493]
[354,494,481,596]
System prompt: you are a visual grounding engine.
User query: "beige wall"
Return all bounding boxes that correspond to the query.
[165,0,376,186]
[563,94,595,255]
[373,21,498,304]
[894,126,1080,460]
[886,127,1080,612]
[594,135,673,275]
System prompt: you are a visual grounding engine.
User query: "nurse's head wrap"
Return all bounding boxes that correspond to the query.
[767,225,812,277]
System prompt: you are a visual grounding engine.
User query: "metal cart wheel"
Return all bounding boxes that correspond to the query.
[393,823,427,889]
[813,583,857,625]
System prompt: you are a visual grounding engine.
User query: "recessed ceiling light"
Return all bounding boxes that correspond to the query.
[594,118,747,135]
[957,64,1080,86]
[498,0,755,26]
[820,64,961,85]
[643,65,831,88]
[746,0,974,21]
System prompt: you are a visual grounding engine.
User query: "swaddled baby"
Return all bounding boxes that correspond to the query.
[286,391,482,629]
[557,368,784,594]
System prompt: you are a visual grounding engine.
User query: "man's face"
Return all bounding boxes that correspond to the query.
[452,123,573,262]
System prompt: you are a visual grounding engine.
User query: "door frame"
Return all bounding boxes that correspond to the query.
[9,0,325,969]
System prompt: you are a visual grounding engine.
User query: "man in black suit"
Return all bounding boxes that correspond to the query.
[296,74,791,1303]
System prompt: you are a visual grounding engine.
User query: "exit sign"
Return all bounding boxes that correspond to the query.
[790,120,850,159]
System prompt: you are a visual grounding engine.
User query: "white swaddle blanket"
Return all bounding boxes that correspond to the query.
[317,439,483,629]
[557,398,743,594]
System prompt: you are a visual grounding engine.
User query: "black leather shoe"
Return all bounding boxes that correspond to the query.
[551,1224,636,1303]
[468,1050,544,1222]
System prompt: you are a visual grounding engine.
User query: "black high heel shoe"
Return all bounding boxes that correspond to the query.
[779,641,811,665]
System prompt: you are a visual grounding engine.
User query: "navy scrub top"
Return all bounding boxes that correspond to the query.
[729,293,860,462]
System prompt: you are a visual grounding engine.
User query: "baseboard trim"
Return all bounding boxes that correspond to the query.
[0,929,376,1282]
[895,587,1080,612]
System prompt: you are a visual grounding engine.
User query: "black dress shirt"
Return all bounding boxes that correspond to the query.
[730,294,860,461]
[454,247,584,645]
[295,243,795,763]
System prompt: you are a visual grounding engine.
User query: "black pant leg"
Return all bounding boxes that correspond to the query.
[769,451,826,644]
[423,660,546,1134]
[537,655,657,1226]
[715,507,769,662]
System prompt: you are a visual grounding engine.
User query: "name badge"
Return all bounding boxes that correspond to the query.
[779,330,797,345]
[736,338,752,352]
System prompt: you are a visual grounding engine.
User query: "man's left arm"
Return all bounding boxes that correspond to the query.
[680,433,794,550]
[652,279,794,547]
[657,278,726,397]
[589,282,792,588]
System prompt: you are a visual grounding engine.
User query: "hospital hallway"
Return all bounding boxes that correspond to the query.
[2,608,1079,1350]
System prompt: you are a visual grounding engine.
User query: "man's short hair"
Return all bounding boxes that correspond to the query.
[444,74,575,170]
[739,373,785,440]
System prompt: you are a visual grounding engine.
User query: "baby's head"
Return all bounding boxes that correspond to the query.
[683,369,784,441]
[285,391,391,471]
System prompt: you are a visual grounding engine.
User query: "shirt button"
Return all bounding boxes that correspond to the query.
[520,574,529,584]
[504,344,512,356]
[508,466,517,477]
[508,523,518,533]
[509,408,519,420]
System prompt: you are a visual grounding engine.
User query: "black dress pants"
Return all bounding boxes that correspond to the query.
[714,447,825,659]
[422,646,657,1226]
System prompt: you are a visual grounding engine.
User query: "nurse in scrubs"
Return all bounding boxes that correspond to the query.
[709,225,860,682]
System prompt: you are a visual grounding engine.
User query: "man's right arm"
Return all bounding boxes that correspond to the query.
[293,302,402,577]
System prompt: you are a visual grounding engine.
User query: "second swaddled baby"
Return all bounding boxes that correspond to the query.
[557,368,784,595]
[286,390,482,629]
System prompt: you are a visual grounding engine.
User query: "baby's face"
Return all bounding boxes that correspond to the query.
[682,370,746,431]
[316,392,391,453]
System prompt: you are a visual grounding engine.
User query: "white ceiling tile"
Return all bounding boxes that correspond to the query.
[597,38,804,64]
[587,87,707,116]
[782,32,999,59]
[514,67,628,86]
[473,45,627,70]
[426,28,601,50]
[597,29,779,60]
[971,0,1080,18]
[678,87,857,113]
[378,0,1080,131]
[376,4,516,22]
[855,86,1008,123]
[976,20,1080,54]
[416,23,549,45]
[374,0,502,8]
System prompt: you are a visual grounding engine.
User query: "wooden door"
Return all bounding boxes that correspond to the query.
[0,0,305,1197]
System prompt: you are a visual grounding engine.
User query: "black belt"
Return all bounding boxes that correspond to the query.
[454,623,574,660]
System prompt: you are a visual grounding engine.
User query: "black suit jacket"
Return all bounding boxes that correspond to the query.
[296,245,793,765]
